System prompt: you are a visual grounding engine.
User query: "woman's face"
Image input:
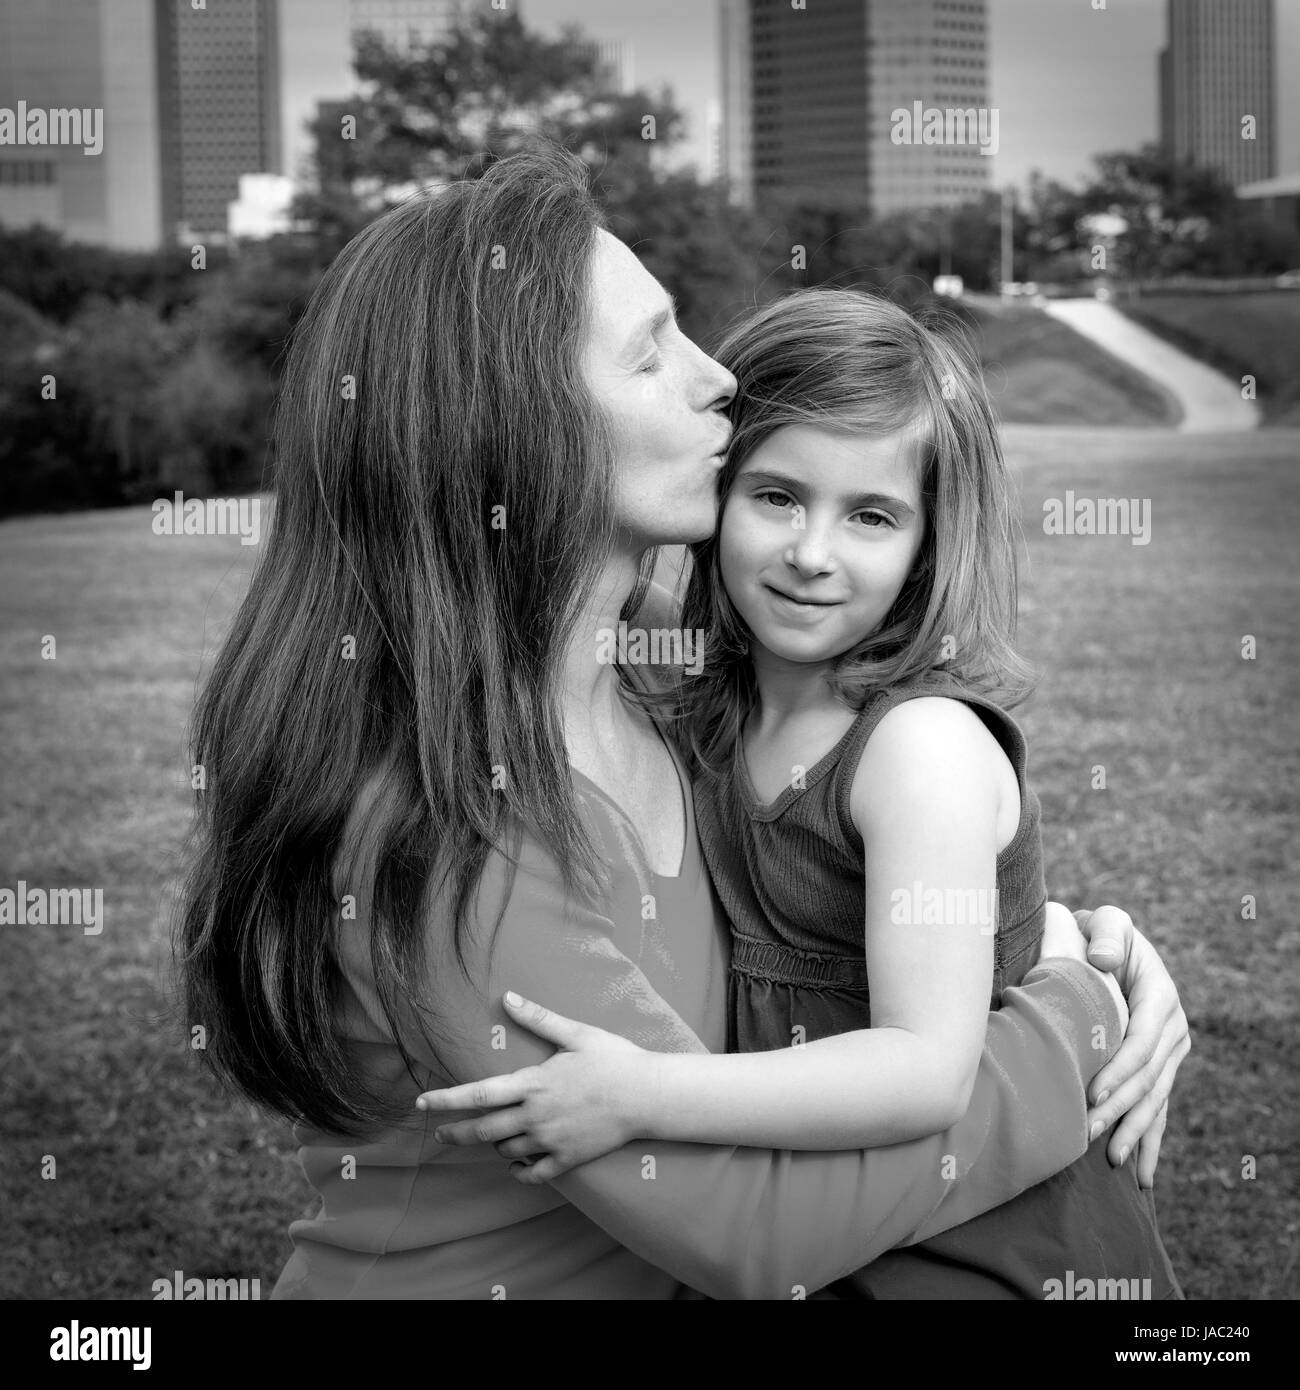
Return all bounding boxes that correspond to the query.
[718,422,928,672]
[582,230,737,547]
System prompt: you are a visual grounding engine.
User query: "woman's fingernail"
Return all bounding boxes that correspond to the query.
[432,1128,444,1143]
[505,990,523,1007]
[1089,1120,1104,1141]
[1118,1145,1130,1165]
[1089,945,1119,961]
[1095,1090,1110,1107]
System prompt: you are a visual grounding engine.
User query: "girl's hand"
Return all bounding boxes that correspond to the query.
[1039,901,1129,1036]
[1073,906,1192,1188]
[414,993,657,1185]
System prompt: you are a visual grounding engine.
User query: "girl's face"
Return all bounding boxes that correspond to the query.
[582,230,737,548]
[719,422,928,672]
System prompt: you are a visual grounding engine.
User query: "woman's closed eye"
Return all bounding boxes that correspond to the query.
[638,353,663,375]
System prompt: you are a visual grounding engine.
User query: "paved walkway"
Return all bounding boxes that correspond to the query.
[1041,298,1260,433]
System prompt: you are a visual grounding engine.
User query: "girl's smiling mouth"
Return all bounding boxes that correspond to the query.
[763,583,844,609]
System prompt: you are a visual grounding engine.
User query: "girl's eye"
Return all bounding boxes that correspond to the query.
[755,489,795,509]
[856,511,896,529]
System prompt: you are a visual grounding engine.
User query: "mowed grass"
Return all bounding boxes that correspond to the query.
[1120,291,1300,425]
[2,429,1297,1300]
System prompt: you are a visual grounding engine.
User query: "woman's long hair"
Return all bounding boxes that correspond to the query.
[676,288,1034,776]
[177,145,617,1135]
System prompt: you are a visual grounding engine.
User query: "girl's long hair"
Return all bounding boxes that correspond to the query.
[176,145,617,1135]
[676,287,1034,776]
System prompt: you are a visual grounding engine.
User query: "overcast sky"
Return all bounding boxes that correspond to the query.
[520,0,1299,189]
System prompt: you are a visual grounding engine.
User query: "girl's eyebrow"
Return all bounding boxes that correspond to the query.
[740,468,917,518]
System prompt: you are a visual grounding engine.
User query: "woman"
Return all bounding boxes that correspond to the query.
[178,143,1189,1300]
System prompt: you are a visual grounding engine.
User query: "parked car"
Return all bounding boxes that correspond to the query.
[1276,270,1300,289]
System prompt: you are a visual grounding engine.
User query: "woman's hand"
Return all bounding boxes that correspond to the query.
[415,992,657,1184]
[1040,902,1191,1189]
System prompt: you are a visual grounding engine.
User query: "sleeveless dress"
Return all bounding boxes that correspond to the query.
[694,678,1182,1299]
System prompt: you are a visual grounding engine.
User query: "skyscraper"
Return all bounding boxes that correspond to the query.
[1158,0,1275,188]
[0,0,162,250]
[155,0,281,244]
[719,0,991,213]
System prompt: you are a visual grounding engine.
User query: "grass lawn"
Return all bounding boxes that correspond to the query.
[1119,291,1300,426]
[960,300,1180,428]
[2,428,1297,1300]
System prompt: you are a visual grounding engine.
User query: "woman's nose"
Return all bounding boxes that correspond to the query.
[691,341,737,409]
[711,360,738,408]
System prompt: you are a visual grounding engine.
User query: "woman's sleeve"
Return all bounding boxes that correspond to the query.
[428,852,1122,1301]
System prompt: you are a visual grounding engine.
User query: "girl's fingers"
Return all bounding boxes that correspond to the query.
[494,1133,541,1161]
[416,1072,529,1113]
[501,991,588,1048]
[430,1107,528,1147]
[510,1155,564,1185]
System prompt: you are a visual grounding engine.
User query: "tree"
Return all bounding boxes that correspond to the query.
[1077,144,1236,283]
[302,9,682,224]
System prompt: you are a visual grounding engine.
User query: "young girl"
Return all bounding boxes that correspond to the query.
[417,288,1181,1299]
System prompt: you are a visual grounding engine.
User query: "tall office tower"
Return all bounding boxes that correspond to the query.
[1158,0,1275,187]
[0,0,162,249]
[719,0,991,213]
[155,0,281,245]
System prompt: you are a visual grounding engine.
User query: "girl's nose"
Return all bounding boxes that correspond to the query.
[784,528,834,576]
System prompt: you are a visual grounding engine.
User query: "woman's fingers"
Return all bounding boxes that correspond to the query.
[1087,929,1189,1109]
[502,992,589,1048]
[1086,1019,1163,1135]
[429,1107,529,1147]
[416,1071,529,1113]
[1135,1101,1170,1190]
[1106,1032,1189,1173]
[1076,904,1133,972]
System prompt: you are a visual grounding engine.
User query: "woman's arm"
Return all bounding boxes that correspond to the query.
[426,698,1013,1153]
[418,836,1121,1301]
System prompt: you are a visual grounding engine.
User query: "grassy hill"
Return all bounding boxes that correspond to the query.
[1120,291,1300,426]
[956,298,1180,428]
